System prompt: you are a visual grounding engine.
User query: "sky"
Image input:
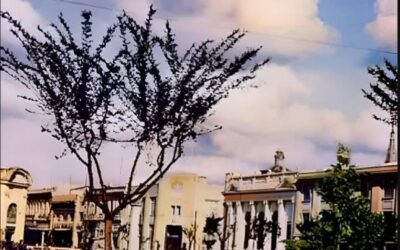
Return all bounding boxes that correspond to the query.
[1,0,397,192]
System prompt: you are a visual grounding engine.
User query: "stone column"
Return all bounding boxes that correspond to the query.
[235,201,245,250]
[225,202,233,249]
[128,204,142,250]
[263,200,271,250]
[72,196,81,248]
[45,202,50,216]
[277,200,287,250]
[248,201,256,249]
[226,202,234,227]
[40,231,45,250]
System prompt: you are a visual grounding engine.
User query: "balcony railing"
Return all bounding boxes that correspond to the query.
[382,198,394,210]
[229,172,297,191]
[52,221,74,228]
[83,213,104,220]
[302,201,311,211]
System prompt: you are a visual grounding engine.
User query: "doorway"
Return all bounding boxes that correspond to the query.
[165,225,182,250]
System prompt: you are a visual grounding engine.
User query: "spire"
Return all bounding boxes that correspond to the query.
[384,125,397,163]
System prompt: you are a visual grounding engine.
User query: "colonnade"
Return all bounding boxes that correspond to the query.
[226,199,293,250]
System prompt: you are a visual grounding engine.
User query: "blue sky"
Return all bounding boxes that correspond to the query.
[1,0,397,191]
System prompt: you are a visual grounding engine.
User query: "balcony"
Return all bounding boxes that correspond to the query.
[83,213,104,221]
[382,198,394,210]
[52,221,74,228]
[302,201,311,211]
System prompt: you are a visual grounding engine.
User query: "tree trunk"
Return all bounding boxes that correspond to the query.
[188,240,193,250]
[104,218,113,250]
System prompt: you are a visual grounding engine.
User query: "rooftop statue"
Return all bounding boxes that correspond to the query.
[271,150,285,173]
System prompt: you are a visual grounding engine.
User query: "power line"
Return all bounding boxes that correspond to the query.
[59,0,114,11]
[32,0,398,55]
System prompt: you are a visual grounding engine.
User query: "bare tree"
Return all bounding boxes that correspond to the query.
[1,6,269,249]
[183,224,198,250]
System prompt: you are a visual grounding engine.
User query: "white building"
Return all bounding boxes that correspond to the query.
[223,151,297,250]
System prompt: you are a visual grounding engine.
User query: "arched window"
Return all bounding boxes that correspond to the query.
[7,204,17,224]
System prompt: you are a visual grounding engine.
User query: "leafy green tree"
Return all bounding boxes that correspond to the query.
[286,144,385,250]
[362,59,398,125]
[0,6,268,250]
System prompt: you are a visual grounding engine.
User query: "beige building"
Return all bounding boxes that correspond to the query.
[24,188,55,247]
[293,129,397,243]
[72,186,133,250]
[64,172,223,250]
[294,163,397,228]
[223,150,297,250]
[139,172,224,250]
[50,193,83,248]
[0,167,32,242]
[293,162,397,246]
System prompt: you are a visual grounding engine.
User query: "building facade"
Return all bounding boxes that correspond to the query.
[140,172,224,250]
[72,186,133,250]
[223,145,398,250]
[293,163,397,245]
[0,167,32,243]
[223,150,297,250]
[65,173,224,250]
[50,193,83,248]
[24,188,55,247]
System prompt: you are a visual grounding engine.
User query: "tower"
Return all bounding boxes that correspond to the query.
[384,124,397,163]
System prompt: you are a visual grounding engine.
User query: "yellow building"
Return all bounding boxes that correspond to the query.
[0,167,32,242]
[139,172,224,250]
[24,188,55,247]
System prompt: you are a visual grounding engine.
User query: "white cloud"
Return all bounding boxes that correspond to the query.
[366,0,397,49]
[117,0,340,57]
[202,64,389,173]
[1,0,45,45]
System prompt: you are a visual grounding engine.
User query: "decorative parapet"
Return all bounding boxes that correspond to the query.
[225,171,298,193]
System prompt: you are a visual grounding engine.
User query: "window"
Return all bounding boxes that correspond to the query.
[302,186,312,203]
[286,221,292,239]
[302,213,310,223]
[6,204,17,224]
[150,198,156,216]
[285,202,293,239]
[149,225,154,248]
[384,187,394,199]
[172,205,181,216]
